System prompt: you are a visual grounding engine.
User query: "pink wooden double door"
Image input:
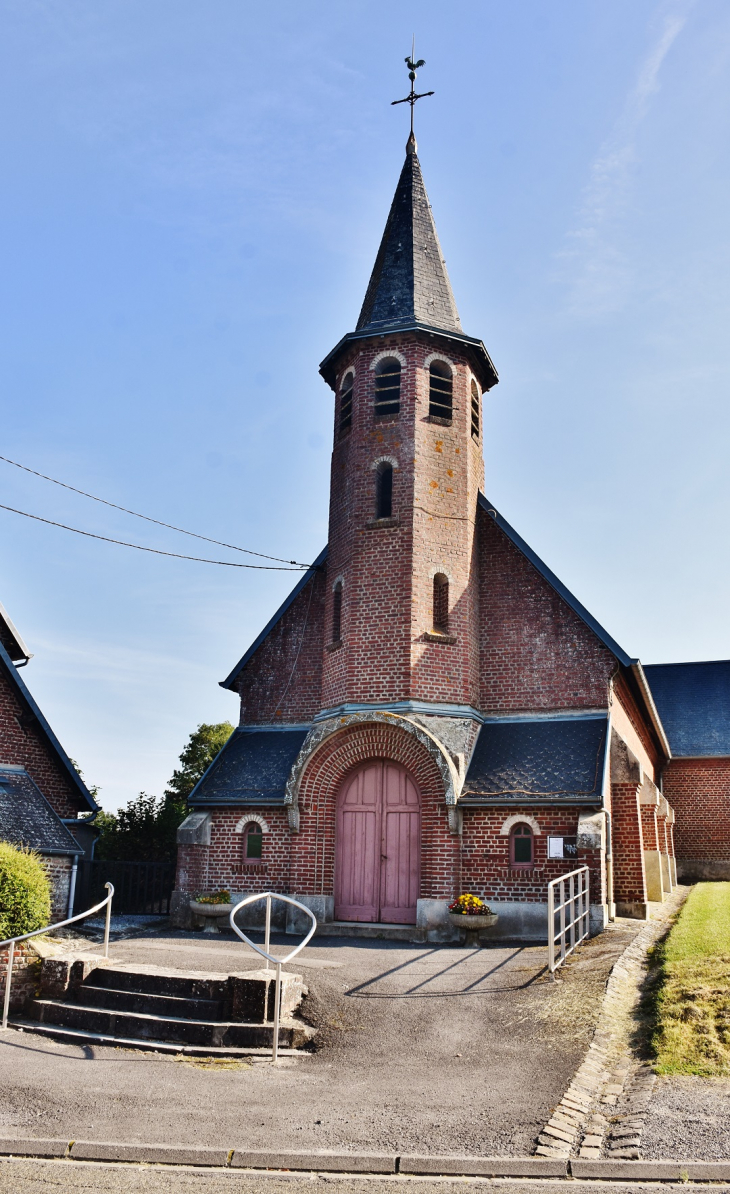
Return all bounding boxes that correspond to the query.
[334,760,421,924]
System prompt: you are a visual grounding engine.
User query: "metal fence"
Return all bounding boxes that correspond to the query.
[73,860,174,916]
[547,865,590,976]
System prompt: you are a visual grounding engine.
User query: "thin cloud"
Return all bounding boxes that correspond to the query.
[560,7,691,318]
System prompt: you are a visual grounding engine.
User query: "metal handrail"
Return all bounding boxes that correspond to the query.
[0,881,115,1030]
[547,866,590,977]
[228,892,317,1063]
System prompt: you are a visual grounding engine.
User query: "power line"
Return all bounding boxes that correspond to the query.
[0,454,310,568]
[0,502,308,570]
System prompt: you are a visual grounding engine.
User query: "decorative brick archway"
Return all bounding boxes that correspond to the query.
[289,720,457,903]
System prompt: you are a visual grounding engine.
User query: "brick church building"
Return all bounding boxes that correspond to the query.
[173,132,729,941]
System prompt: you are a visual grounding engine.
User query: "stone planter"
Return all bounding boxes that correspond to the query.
[448,912,499,947]
[189,901,236,934]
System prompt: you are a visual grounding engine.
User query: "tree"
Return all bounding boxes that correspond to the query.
[164,722,234,808]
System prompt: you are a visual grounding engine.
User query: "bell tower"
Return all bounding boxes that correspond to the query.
[318,115,498,717]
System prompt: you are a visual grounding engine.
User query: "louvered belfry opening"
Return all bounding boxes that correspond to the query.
[374,358,401,417]
[432,573,449,633]
[339,372,353,434]
[471,378,480,439]
[376,462,393,519]
[429,361,453,422]
[332,582,343,643]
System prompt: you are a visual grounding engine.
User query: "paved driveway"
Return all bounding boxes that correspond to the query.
[0,924,641,1158]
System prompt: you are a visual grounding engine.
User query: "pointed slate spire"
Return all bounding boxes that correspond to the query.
[356,139,463,335]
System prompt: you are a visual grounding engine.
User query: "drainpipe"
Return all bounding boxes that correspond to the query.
[604,810,614,921]
[67,854,79,919]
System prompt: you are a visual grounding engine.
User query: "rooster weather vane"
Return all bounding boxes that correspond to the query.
[391,39,434,139]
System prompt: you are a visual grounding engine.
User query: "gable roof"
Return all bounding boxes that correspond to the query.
[643,661,730,757]
[0,765,81,854]
[0,640,98,812]
[0,600,31,664]
[220,547,327,692]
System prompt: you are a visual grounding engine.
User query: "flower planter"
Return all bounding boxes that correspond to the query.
[448,911,499,947]
[189,900,236,934]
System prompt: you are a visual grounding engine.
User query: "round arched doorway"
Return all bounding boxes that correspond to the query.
[334,759,421,924]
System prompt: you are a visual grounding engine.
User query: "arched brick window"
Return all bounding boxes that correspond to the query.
[510,822,533,867]
[332,581,343,644]
[432,573,449,633]
[376,461,393,519]
[339,372,353,434]
[429,361,453,422]
[470,379,480,439]
[242,821,263,863]
[374,358,401,417]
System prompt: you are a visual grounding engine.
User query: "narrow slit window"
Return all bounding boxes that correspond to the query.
[244,822,263,861]
[376,462,393,519]
[339,372,353,434]
[374,358,401,417]
[429,361,453,422]
[470,379,480,439]
[432,573,449,633]
[332,582,343,643]
[510,823,533,867]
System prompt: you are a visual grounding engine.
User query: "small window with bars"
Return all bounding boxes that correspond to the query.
[243,822,263,861]
[332,582,343,643]
[339,373,353,434]
[470,379,480,439]
[376,462,393,519]
[429,361,453,422]
[374,358,401,417]
[432,573,449,633]
[510,823,533,867]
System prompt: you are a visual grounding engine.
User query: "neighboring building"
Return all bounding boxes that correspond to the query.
[173,132,720,940]
[0,602,99,920]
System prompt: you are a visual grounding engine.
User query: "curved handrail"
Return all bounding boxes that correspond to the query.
[1,881,115,1030]
[228,891,317,1063]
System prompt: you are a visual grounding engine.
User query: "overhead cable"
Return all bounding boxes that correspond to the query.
[0,454,310,568]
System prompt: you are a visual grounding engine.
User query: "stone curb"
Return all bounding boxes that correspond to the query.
[0,1138,68,1158]
[230,1150,395,1173]
[70,1141,230,1166]
[399,1156,566,1176]
[570,1159,730,1181]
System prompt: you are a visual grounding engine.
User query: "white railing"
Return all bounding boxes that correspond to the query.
[0,882,115,1030]
[229,892,316,1063]
[547,866,590,977]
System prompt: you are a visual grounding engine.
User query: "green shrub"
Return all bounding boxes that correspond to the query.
[0,842,51,940]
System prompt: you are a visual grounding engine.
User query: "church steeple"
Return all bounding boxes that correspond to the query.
[356,142,462,336]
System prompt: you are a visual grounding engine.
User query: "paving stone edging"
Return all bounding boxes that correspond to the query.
[534,888,688,1161]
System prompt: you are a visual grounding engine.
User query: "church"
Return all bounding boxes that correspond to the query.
[172,126,730,942]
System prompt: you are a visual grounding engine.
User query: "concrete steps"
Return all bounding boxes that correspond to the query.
[314,921,419,942]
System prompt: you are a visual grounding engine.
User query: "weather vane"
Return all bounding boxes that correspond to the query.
[391,37,434,139]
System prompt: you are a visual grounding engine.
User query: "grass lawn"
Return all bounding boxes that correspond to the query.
[651,882,730,1075]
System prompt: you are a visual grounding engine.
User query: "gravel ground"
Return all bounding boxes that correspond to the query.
[0,924,641,1158]
[641,1075,730,1159]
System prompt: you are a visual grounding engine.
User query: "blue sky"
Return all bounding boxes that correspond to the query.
[1,0,728,811]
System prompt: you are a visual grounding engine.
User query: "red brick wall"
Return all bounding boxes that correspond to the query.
[477,510,616,713]
[0,667,82,817]
[44,855,73,921]
[640,804,659,853]
[610,781,646,903]
[662,757,730,866]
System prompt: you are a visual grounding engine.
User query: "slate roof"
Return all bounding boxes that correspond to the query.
[189,728,310,806]
[461,714,608,804]
[0,766,81,854]
[0,601,31,664]
[643,661,730,757]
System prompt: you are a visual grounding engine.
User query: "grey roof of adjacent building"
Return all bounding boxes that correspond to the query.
[643,661,730,757]
[0,601,31,664]
[461,713,608,804]
[0,640,98,813]
[0,766,81,854]
[189,728,310,806]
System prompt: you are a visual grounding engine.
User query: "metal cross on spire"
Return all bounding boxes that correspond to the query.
[391,38,434,142]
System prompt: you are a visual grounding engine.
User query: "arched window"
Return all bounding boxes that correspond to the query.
[429,361,453,422]
[510,823,533,867]
[470,379,480,439]
[243,821,263,862]
[432,573,449,633]
[374,358,401,417]
[339,372,353,434]
[332,581,343,643]
[376,462,393,519]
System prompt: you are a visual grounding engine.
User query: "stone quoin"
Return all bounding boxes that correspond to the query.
[173,128,730,940]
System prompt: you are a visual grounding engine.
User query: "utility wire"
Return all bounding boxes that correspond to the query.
[0,502,307,570]
[0,454,310,568]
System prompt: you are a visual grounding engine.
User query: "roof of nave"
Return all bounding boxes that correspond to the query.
[0,765,82,854]
[461,712,608,804]
[643,661,730,758]
[188,727,309,806]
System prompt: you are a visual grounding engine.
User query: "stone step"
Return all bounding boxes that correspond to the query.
[88,964,230,1001]
[73,983,226,1021]
[8,1019,307,1058]
[27,999,313,1049]
[314,921,419,942]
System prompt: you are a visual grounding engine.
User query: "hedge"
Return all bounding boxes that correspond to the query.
[0,841,51,940]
